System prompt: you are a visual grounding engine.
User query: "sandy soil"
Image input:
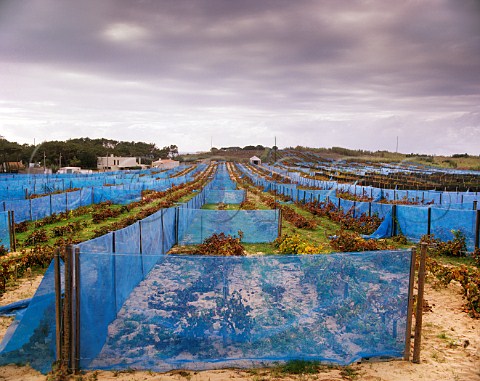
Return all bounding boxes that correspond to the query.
[0,277,478,381]
[0,274,43,341]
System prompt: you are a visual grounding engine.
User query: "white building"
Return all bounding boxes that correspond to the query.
[249,156,262,165]
[152,158,180,170]
[97,155,143,171]
[57,166,93,174]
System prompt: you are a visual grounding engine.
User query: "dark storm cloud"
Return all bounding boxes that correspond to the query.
[0,0,479,153]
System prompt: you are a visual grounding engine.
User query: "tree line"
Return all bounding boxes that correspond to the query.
[0,137,177,169]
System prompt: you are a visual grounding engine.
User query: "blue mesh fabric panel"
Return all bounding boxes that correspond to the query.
[364,213,392,239]
[396,205,429,242]
[77,233,113,253]
[5,200,30,222]
[85,251,411,371]
[0,212,10,250]
[209,179,237,190]
[463,194,479,204]
[94,187,141,205]
[355,201,371,217]
[430,208,476,251]
[395,190,408,201]
[205,190,246,204]
[113,224,144,311]
[66,190,82,210]
[425,192,441,204]
[0,261,63,374]
[139,213,162,252]
[51,193,67,214]
[436,202,477,210]
[114,223,140,254]
[440,192,461,204]
[93,187,108,204]
[340,199,355,212]
[178,207,196,243]
[81,188,93,206]
[162,208,177,252]
[78,253,116,368]
[371,188,383,201]
[31,197,50,221]
[297,189,307,202]
[178,209,279,244]
[0,189,26,200]
[383,189,395,200]
[370,203,393,220]
[329,196,339,209]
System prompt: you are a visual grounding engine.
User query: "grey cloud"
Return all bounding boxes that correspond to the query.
[0,0,479,153]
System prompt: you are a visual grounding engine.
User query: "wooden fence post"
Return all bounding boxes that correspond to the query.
[413,243,427,363]
[73,247,80,374]
[8,211,16,252]
[63,245,72,368]
[404,247,416,360]
[54,248,63,363]
[475,209,480,250]
[278,209,282,238]
[392,204,397,237]
[427,207,432,236]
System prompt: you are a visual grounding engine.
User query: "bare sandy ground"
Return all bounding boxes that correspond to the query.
[0,276,478,381]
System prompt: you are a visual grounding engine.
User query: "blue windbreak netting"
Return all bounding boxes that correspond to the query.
[368,203,393,220]
[163,207,177,252]
[113,224,143,313]
[0,260,64,374]
[396,206,429,242]
[0,211,10,250]
[430,208,476,251]
[78,252,117,365]
[65,190,82,210]
[77,233,114,253]
[205,190,246,204]
[3,189,94,223]
[73,207,181,366]
[364,213,393,240]
[339,199,355,212]
[178,209,280,244]
[93,187,141,205]
[0,163,208,223]
[297,189,332,203]
[51,192,67,214]
[31,196,51,221]
[76,250,411,371]
[4,199,31,222]
[209,179,238,190]
[274,184,298,201]
[238,164,480,249]
[141,210,167,255]
[354,201,371,217]
[436,202,479,210]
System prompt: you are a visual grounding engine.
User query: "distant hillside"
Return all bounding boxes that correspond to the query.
[1,136,479,171]
[180,145,480,171]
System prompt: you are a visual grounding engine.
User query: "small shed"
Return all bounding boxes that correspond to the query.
[249,156,261,165]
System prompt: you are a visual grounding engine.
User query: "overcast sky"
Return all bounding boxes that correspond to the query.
[1,0,479,155]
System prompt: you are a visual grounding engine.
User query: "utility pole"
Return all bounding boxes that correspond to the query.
[396,136,399,153]
[274,136,277,163]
